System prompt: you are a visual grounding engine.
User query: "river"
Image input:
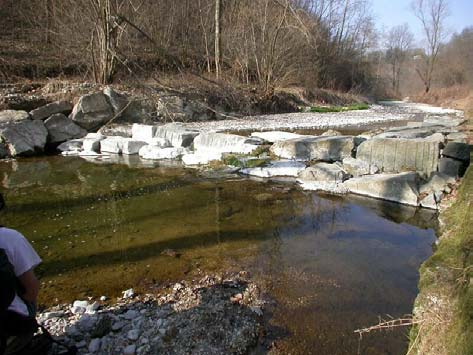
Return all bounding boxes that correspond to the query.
[0,152,437,354]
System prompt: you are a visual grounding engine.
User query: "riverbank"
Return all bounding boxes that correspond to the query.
[41,272,264,355]
[409,102,473,354]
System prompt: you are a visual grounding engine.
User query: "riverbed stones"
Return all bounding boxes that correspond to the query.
[0,119,48,156]
[250,131,305,143]
[193,132,260,154]
[0,110,30,123]
[298,163,348,182]
[442,142,470,162]
[70,92,114,131]
[270,136,354,161]
[240,160,306,177]
[154,124,199,148]
[30,101,73,121]
[356,138,439,176]
[44,113,87,143]
[342,172,419,206]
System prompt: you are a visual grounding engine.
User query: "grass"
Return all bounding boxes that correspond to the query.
[308,103,369,113]
[409,111,473,354]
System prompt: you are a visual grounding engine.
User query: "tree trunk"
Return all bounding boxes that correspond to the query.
[214,0,221,79]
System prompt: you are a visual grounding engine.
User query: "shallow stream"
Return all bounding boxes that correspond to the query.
[0,155,437,354]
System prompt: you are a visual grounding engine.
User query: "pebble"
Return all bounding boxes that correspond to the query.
[123,344,136,355]
[122,288,135,299]
[127,329,140,341]
[88,338,101,353]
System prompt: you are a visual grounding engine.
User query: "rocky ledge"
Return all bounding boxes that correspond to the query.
[41,273,264,355]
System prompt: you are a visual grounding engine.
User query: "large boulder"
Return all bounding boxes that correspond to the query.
[30,101,73,121]
[250,131,305,143]
[240,161,306,178]
[154,124,200,148]
[193,132,260,154]
[343,172,419,207]
[182,151,223,165]
[442,142,470,162]
[0,110,29,123]
[342,157,379,177]
[356,138,439,176]
[270,136,354,161]
[438,157,466,178]
[45,114,87,143]
[139,146,188,160]
[298,163,348,183]
[70,92,114,131]
[100,137,147,155]
[0,120,48,156]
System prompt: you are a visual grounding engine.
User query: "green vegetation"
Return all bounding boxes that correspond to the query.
[308,103,370,113]
[410,135,473,354]
[222,154,269,168]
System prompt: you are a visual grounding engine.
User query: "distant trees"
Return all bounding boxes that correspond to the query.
[385,24,413,95]
[0,0,377,92]
[411,0,450,93]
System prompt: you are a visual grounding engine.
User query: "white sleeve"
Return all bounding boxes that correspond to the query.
[8,229,42,276]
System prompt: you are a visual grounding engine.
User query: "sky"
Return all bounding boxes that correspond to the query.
[372,0,473,43]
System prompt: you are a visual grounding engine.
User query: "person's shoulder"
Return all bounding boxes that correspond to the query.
[0,227,27,240]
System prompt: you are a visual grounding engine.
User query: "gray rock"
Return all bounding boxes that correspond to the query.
[127,329,141,341]
[343,172,419,206]
[320,129,342,136]
[139,146,188,160]
[438,157,466,178]
[83,138,102,153]
[240,160,305,177]
[419,193,438,210]
[88,338,101,353]
[154,124,200,148]
[342,157,379,177]
[57,139,83,152]
[442,142,470,162]
[270,136,354,161]
[419,172,456,195]
[0,143,9,158]
[356,138,439,176]
[0,120,48,156]
[374,125,452,139]
[124,344,136,355]
[30,101,73,120]
[446,132,467,143]
[123,310,139,320]
[424,116,464,127]
[45,113,87,143]
[100,137,146,155]
[250,131,305,143]
[0,110,30,123]
[298,163,348,182]
[193,132,259,154]
[70,92,114,131]
[98,124,132,137]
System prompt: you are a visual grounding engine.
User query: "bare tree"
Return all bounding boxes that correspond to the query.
[411,0,449,93]
[214,0,221,79]
[385,24,413,95]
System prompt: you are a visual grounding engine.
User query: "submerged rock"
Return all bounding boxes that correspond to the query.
[342,172,419,207]
[270,136,354,162]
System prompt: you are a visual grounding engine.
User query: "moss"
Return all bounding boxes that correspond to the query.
[309,103,369,113]
[222,154,269,168]
[410,142,473,354]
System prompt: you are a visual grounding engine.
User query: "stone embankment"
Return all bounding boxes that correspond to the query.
[0,88,469,210]
[41,273,264,355]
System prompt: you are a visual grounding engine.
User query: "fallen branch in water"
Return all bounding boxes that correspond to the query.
[354,315,424,336]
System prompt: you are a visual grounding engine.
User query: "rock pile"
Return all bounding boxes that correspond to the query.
[41,274,264,355]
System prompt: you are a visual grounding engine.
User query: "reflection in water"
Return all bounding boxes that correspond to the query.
[0,156,436,355]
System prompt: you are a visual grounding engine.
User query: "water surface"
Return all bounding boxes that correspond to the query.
[0,156,436,354]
